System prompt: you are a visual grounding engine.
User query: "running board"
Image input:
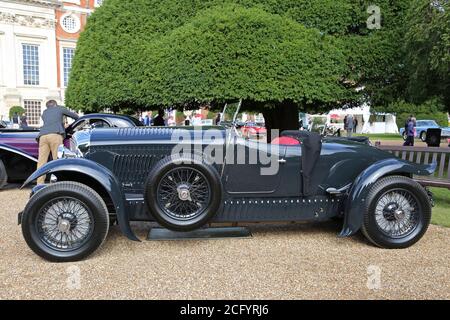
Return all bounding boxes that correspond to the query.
[147,227,252,241]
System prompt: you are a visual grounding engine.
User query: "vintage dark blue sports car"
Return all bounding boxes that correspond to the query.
[19,107,436,262]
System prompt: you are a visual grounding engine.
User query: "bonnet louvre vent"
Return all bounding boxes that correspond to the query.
[117,127,176,138]
[112,153,158,186]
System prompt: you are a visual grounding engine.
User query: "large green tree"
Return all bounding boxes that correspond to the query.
[402,0,450,111]
[66,0,412,132]
[141,4,351,134]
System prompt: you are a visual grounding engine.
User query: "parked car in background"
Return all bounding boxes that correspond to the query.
[0,113,142,189]
[400,120,450,141]
[443,127,450,138]
[0,120,12,129]
[241,121,267,139]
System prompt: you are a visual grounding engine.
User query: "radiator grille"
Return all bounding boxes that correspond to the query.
[112,154,158,186]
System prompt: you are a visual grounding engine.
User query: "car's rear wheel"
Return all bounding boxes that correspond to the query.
[361,176,431,249]
[145,156,222,231]
[21,181,109,262]
[420,131,427,142]
[0,159,7,189]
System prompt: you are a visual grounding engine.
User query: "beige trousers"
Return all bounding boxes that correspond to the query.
[36,133,63,184]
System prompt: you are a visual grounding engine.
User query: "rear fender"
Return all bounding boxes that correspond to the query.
[340,158,436,237]
[21,158,139,241]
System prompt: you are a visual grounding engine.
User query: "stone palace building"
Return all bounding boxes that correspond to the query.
[0,0,102,126]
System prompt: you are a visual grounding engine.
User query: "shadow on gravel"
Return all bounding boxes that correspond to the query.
[0,183,29,191]
[112,219,371,246]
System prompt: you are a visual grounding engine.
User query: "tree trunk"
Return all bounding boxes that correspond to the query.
[263,101,299,143]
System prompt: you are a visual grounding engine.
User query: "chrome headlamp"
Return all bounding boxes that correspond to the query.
[57,145,80,159]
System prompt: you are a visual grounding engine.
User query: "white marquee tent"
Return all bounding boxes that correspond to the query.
[326,104,399,134]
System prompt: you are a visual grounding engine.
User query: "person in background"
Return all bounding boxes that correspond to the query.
[20,113,28,129]
[138,113,144,124]
[145,112,153,126]
[36,100,79,185]
[143,112,150,126]
[152,109,165,126]
[12,112,19,128]
[343,115,348,133]
[353,117,358,133]
[215,113,221,125]
[404,115,413,133]
[184,115,191,126]
[403,116,415,146]
[346,114,354,137]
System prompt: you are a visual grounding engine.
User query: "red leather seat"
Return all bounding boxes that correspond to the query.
[271,136,300,145]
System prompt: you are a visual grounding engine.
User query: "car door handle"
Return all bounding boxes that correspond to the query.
[278,159,287,164]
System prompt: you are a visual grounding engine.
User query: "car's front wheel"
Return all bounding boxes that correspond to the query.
[21,181,109,262]
[361,176,431,249]
[0,159,7,189]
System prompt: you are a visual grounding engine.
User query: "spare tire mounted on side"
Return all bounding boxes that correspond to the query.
[145,155,222,231]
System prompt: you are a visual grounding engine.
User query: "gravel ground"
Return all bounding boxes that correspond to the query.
[0,187,449,300]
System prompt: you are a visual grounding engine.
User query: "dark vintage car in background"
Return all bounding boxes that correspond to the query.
[0,113,142,189]
[19,104,436,262]
[0,120,12,129]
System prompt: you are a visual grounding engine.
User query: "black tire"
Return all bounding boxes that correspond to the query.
[361,175,431,249]
[0,159,7,189]
[145,155,222,231]
[21,181,109,262]
[420,131,427,142]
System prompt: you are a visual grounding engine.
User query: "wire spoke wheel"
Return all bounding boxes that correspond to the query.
[36,196,94,251]
[146,156,222,231]
[156,167,211,221]
[362,176,431,249]
[374,189,420,238]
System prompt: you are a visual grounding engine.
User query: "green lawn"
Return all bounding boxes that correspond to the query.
[430,187,450,227]
[354,133,403,141]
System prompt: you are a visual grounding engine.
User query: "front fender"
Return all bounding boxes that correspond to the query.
[21,158,139,242]
[0,144,37,162]
[339,158,436,237]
